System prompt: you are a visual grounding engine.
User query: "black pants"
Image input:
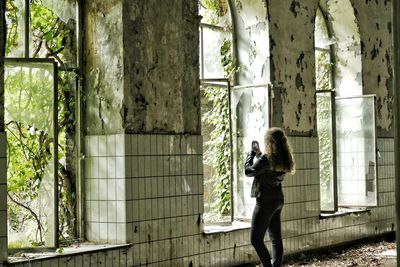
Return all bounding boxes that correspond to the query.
[250,197,284,267]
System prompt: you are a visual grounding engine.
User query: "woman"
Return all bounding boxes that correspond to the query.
[245,127,295,267]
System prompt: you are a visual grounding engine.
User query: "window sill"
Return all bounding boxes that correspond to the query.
[320,208,371,219]
[8,243,132,264]
[203,220,251,234]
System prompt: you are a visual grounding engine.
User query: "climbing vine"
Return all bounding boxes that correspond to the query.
[200,0,240,220]
[5,0,77,247]
[316,50,334,210]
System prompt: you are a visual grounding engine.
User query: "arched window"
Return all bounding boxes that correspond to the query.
[199,0,270,224]
[315,0,377,213]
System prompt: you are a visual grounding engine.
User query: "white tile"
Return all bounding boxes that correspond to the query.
[124,134,132,156]
[131,135,138,156]
[150,135,157,155]
[98,135,107,157]
[132,200,140,222]
[116,223,126,242]
[108,223,117,242]
[145,199,152,220]
[115,134,125,156]
[151,177,158,198]
[99,222,108,241]
[98,179,108,200]
[90,201,100,222]
[138,135,145,155]
[139,199,146,221]
[107,201,117,223]
[107,135,116,157]
[89,179,99,201]
[131,178,139,200]
[99,201,108,222]
[116,157,125,178]
[116,179,126,201]
[107,178,116,200]
[107,157,116,178]
[116,201,126,223]
[144,135,151,156]
[126,200,133,222]
[145,178,152,198]
[98,158,107,178]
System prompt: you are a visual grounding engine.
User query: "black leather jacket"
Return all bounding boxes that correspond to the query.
[245,152,285,199]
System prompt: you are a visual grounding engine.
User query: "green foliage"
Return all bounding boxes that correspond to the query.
[203,85,231,216]
[316,51,334,210]
[5,0,77,246]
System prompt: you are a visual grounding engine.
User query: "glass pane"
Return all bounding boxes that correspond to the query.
[199,1,231,27]
[200,26,231,79]
[30,0,78,68]
[232,85,269,219]
[336,96,377,207]
[201,83,231,223]
[6,0,28,57]
[316,92,335,211]
[5,62,57,248]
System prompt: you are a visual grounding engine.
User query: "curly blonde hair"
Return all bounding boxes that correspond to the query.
[264,127,296,174]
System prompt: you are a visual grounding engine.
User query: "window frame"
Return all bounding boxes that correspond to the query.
[5,0,84,250]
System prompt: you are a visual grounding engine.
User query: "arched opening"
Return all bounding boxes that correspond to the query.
[315,0,377,213]
[199,0,271,223]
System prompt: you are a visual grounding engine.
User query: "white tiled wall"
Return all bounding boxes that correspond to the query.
[9,134,395,266]
[85,134,127,243]
[0,132,7,263]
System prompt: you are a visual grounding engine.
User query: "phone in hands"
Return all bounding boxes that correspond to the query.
[251,140,260,157]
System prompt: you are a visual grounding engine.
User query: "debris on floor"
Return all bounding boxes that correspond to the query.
[283,240,396,267]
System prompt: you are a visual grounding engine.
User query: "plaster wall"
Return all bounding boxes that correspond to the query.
[84,0,124,134]
[122,0,200,134]
[351,0,393,134]
[232,0,270,85]
[267,0,319,133]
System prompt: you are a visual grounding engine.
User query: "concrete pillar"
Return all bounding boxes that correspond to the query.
[83,4,202,262]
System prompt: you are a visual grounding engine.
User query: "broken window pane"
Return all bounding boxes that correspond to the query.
[5,61,58,248]
[336,96,377,207]
[232,85,269,219]
[201,83,232,223]
[316,92,335,211]
[200,26,231,79]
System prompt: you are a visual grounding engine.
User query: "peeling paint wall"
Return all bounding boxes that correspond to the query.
[351,0,393,135]
[267,0,319,133]
[84,0,124,134]
[122,0,200,134]
[232,0,270,85]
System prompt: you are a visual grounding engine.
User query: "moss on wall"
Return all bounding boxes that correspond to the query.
[122,0,200,134]
[84,0,124,135]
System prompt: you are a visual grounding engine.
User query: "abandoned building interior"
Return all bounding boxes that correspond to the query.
[0,0,397,266]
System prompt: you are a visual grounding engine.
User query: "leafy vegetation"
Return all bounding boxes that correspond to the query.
[5,0,77,246]
[200,0,240,220]
[315,50,334,210]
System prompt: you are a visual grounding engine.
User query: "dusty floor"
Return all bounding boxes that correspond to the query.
[282,240,396,267]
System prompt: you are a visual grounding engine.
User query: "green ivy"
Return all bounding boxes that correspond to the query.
[6,0,77,247]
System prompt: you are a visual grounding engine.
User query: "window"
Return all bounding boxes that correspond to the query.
[199,0,271,223]
[199,0,234,223]
[315,2,377,213]
[5,0,81,248]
